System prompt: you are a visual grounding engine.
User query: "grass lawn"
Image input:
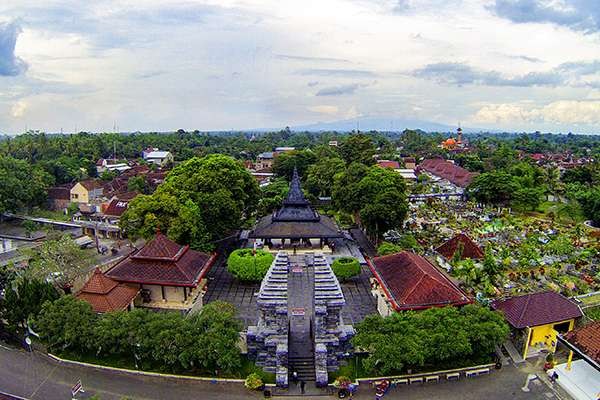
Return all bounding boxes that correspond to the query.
[579,293,600,306]
[29,208,73,222]
[54,349,274,382]
[584,306,600,321]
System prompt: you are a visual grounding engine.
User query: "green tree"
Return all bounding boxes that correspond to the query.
[121,155,259,251]
[305,157,345,197]
[127,175,149,194]
[0,156,53,213]
[34,295,96,352]
[23,235,93,290]
[377,242,403,256]
[352,305,508,375]
[339,134,376,166]
[272,150,317,180]
[334,166,408,241]
[1,277,59,330]
[468,171,519,205]
[257,178,289,216]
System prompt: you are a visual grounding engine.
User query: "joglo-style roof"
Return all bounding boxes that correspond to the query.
[491,291,583,329]
[250,168,343,239]
[106,233,216,287]
[370,251,471,311]
[436,233,484,260]
[76,268,139,313]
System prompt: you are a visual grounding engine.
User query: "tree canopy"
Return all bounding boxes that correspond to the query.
[339,134,376,166]
[352,305,509,375]
[121,155,259,251]
[0,156,53,214]
[34,298,243,375]
[333,164,408,240]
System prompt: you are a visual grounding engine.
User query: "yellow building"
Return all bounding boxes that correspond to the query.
[70,180,104,204]
[492,291,582,359]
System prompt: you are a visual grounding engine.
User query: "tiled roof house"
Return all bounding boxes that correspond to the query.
[369,251,471,314]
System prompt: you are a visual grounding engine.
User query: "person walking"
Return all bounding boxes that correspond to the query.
[300,380,306,394]
[292,371,298,386]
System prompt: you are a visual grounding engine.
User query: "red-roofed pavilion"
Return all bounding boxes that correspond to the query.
[106,233,216,312]
[368,251,471,315]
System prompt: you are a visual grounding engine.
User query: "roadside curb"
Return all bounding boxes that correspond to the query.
[46,353,246,384]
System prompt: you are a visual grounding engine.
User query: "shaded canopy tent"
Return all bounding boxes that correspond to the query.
[250,168,343,249]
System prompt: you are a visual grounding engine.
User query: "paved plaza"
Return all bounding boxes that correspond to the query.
[204,238,377,328]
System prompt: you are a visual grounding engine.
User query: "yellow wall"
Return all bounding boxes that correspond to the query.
[70,183,89,203]
[524,319,575,356]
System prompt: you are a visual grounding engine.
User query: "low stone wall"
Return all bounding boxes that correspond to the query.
[46,352,246,384]
[355,363,497,386]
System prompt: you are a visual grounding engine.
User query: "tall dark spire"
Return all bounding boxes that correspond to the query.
[283,167,309,206]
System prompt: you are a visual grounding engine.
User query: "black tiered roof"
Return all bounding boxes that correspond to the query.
[251,168,343,239]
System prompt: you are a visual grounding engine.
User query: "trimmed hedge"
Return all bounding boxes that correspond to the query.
[332,257,361,281]
[227,249,274,282]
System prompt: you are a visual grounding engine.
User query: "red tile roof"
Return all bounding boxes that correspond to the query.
[103,198,130,217]
[436,233,484,260]
[79,179,104,191]
[106,233,216,287]
[369,251,471,311]
[76,268,139,313]
[377,160,400,169]
[563,321,600,364]
[419,158,477,188]
[491,291,582,329]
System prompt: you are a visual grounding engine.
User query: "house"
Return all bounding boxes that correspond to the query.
[76,268,140,313]
[96,158,131,175]
[102,191,137,224]
[70,180,104,204]
[552,321,600,400]
[256,152,275,170]
[491,291,583,359]
[274,146,295,152]
[403,157,416,170]
[144,150,173,166]
[376,160,400,169]
[418,158,477,189]
[436,233,484,261]
[328,141,338,147]
[376,160,417,180]
[106,232,216,313]
[47,183,74,211]
[368,251,471,316]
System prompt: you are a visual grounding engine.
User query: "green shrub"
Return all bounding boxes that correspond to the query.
[377,242,402,256]
[245,373,264,390]
[227,249,274,282]
[332,257,361,281]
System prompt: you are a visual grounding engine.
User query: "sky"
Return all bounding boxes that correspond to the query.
[1,0,600,134]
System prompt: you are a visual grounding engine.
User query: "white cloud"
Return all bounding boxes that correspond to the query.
[471,100,600,126]
[10,99,28,117]
[1,0,600,132]
[308,105,339,115]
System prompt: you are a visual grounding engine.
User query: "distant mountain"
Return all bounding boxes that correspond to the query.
[289,117,488,133]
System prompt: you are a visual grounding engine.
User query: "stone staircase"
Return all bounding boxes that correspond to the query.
[289,354,316,382]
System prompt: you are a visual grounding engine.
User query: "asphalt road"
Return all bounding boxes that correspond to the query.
[0,343,568,400]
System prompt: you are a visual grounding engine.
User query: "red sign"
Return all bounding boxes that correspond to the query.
[291,308,305,316]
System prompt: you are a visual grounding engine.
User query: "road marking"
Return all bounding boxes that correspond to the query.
[28,364,58,399]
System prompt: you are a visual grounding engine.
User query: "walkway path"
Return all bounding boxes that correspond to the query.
[287,255,315,384]
[0,343,567,400]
